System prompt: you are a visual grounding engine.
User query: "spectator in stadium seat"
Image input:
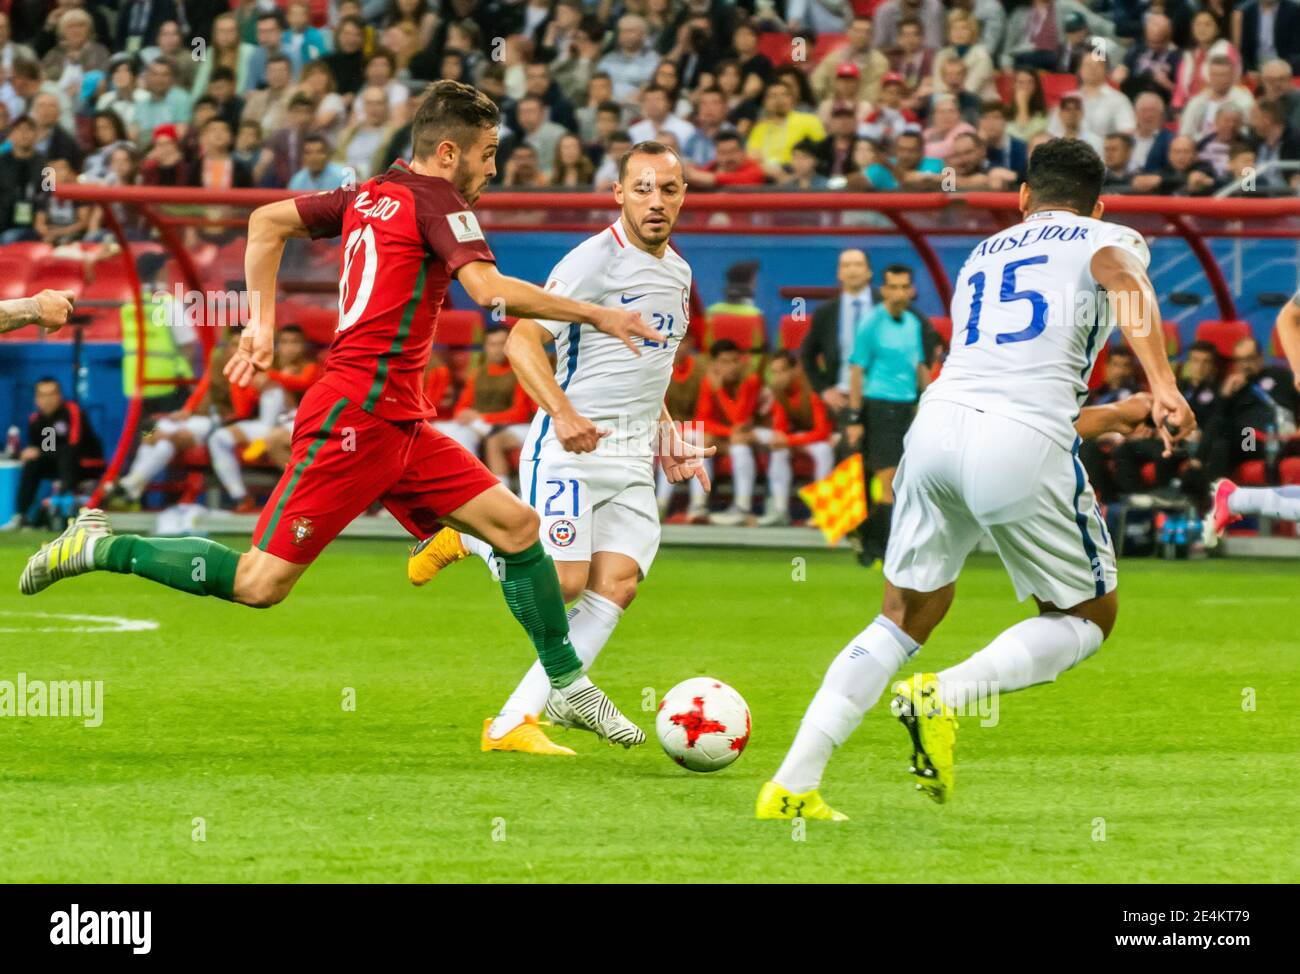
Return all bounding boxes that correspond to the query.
[817,62,870,128]
[133,56,190,148]
[860,72,922,146]
[1131,133,1218,193]
[915,57,981,126]
[139,123,191,186]
[863,129,944,188]
[574,75,616,145]
[1197,104,1246,179]
[778,139,829,189]
[1046,92,1103,153]
[116,0,180,54]
[81,110,132,184]
[846,264,940,566]
[889,17,937,93]
[335,84,397,181]
[1222,335,1300,429]
[874,0,946,49]
[1174,10,1240,112]
[3,59,74,133]
[696,338,763,526]
[40,7,109,87]
[946,131,1018,189]
[263,93,317,187]
[502,142,550,188]
[551,132,594,187]
[1222,142,1267,195]
[434,326,535,472]
[754,351,835,526]
[0,12,37,77]
[1101,132,1136,189]
[551,16,605,106]
[597,15,660,104]
[1112,12,1181,103]
[1071,55,1137,141]
[815,106,863,177]
[774,65,821,114]
[1131,90,1174,172]
[932,9,997,101]
[979,101,1028,181]
[190,117,253,190]
[245,10,292,90]
[140,20,194,90]
[510,60,577,136]
[746,81,826,177]
[1179,55,1255,139]
[30,90,82,168]
[683,87,733,166]
[714,59,761,135]
[630,84,696,146]
[1236,0,1300,74]
[34,157,91,245]
[0,116,45,244]
[729,22,775,89]
[283,2,329,76]
[684,129,766,187]
[191,13,256,98]
[1059,10,1122,74]
[949,0,1006,60]
[13,377,101,529]
[322,14,368,96]
[242,54,295,136]
[1002,0,1117,71]
[288,133,347,191]
[1246,98,1300,188]
[1085,346,1140,407]
[810,16,890,104]
[593,130,632,189]
[921,93,975,159]
[786,0,853,38]
[96,55,140,136]
[1256,58,1300,131]
[583,100,624,166]
[201,67,245,134]
[801,248,874,413]
[296,60,347,141]
[1007,67,1049,143]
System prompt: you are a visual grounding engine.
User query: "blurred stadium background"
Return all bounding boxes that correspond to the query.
[3,0,1300,560]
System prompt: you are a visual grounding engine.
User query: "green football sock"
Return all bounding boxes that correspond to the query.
[494,541,581,688]
[93,535,240,601]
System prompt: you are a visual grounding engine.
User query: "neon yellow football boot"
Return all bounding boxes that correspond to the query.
[19,507,112,595]
[408,526,470,586]
[890,673,958,804]
[480,715,576,756]
[755,780,848,821]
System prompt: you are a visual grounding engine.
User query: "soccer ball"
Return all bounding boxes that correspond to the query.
[656,677,751,772]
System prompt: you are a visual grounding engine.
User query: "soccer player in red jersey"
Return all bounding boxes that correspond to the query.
[21,81,658,745]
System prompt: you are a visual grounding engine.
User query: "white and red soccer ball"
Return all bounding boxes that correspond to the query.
[656,678,751,772]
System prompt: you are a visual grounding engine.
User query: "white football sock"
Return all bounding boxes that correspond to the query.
[936,612,1104,711]
[808,440,835,481]
[207,427,246,501]
[688,457,712,510]
[773,615,919,794]
[123,440,176,497]
[1227,485,1300,521]
[729,444,755,511]
[767,448,792,512]
[459,532,500,580]
[490,589,623,738]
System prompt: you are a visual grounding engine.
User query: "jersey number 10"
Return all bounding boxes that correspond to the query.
[962,255,1049,347]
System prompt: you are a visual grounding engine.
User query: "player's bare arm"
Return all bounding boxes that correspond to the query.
[1277,297,1300,392]
[0,289,76,334]
[1091,244,1195,456]
[227,198,312,387]
[504,318,607,453]
[657,402,715,489]
[1074,391,1154,439]
[456,260,659,353]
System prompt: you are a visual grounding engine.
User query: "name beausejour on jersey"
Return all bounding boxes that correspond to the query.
[926,209,1151,452]
[522,221,692,462]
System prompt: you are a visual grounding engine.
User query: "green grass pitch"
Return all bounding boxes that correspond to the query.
[1,535,1296,883]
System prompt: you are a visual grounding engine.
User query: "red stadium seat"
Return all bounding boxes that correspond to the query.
[779,314,810,351]
[1088,342,1110,390]
[813,34,846,65]
[1041,74,1079,106]
[929,315,953,345]
[1283,457,1300,484]
[996,72,1014,104]
[1194,319,1252,358]
[757,32,794,67]
[1234,460,1268,485]
[0,255,32,299]
[26,263,84,300]
[283,304,338,346]
[1164,320,1182,358]
[707,313,765,352]
[436,309,483,347]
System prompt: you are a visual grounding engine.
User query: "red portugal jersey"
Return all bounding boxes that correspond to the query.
[293,159,495,420]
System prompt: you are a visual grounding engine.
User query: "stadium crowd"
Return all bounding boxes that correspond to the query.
[4,0,1300,547]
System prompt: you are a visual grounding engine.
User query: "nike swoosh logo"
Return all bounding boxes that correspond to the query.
[620,294,647,304]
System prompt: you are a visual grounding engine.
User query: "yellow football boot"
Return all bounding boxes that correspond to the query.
[408,526,470,586]
[241,438,268,463]
[480,715,576,756]
[890,673,958,804]
[755,780,848,821]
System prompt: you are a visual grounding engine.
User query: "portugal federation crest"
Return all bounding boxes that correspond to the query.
[290,517,315,547]
[548,519,576,547]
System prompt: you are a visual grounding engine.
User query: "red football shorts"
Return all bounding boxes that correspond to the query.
[252,385,499,564]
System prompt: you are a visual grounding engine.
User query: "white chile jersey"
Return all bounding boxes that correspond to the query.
[522,221,692,462]
[927,209,1151,450]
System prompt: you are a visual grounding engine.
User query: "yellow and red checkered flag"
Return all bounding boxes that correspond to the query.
[799,454,867,545]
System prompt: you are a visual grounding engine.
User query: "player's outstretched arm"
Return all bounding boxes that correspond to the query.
[505,319,607,453]
[457,260,660,353]
[1276,297,1300,393]
[1091,245,1195,457]
[0,290,76,335]
[656,402,715,489]
[228,198,311,387]
[1075,391,1154,439]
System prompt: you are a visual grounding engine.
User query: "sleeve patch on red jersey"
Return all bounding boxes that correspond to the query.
[447,211,485,242]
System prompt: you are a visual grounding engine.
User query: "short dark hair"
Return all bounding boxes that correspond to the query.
[771,350,798,367]
[303,133,330,151]
[1189,340,1219,357]
[711,338,740,357]
[1025,137,1104,215]
[618,139,679,181]
[210,65,235,85]
[596,100,622,117]
[35,376,60,388]
[267,53,293,70]
[980,100,1009,119]
[1105,132,1135,149]
[278,324,304,337]
[484,323,509,338]
[882,264,914,282]
[411,79,501,157]
[715,130,744,148]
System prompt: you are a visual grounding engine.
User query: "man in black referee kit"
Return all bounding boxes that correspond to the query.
[846,264,941,567]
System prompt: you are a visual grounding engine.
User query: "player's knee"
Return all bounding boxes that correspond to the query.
[500,506,541,552]
[593,576,638,609]
[236,576,289,609]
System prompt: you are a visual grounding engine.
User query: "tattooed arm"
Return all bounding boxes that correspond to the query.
[0,289,76,335]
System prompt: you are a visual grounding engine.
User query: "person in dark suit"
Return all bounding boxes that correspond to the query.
[978,102,1029,181]
[1133,91,1175,172]
[801,248,877,414]
[1237,0,1300,73]
[116,0,181,54]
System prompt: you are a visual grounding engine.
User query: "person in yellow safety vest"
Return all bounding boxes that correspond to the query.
[120,255,198,413]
